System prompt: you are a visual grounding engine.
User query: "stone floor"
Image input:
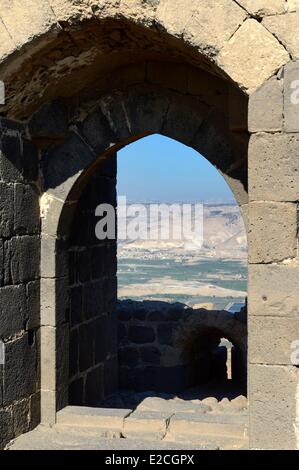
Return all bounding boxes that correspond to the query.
[8,388,248,450]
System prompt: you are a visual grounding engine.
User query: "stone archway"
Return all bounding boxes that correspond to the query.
[37,71,249,424]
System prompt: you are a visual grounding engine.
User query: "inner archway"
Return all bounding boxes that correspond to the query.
[37,66,249,448]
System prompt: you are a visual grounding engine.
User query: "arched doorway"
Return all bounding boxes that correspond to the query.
[39,73,249,434]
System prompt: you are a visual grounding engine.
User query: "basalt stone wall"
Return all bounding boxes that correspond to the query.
[117,300,247,394]
[67,160,118,408]
[248,60,299,450]
[0,118,40,448]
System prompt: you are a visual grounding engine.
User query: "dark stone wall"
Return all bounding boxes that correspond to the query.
[117,300,247,395]
[117,301,195,394]
[0,118,40,448]
[67,156,118,407]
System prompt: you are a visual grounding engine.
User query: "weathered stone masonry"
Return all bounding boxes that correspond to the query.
[0,0,298,451]
[117,300,247,394]
[0,118,40,447]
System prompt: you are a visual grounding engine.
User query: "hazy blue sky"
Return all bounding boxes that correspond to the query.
[117,134,236,203]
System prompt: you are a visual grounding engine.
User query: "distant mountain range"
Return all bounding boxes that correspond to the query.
[118,204,247,261]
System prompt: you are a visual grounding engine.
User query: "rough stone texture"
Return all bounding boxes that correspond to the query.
[248,76,283,132]
[238,0,286,16]
[249,316,299,365]
[288,0,299,11]
[118,300,247,394]
[167,412,246,440]
[284,61,299,132]
[8,424,213,450]
[249,264,299,317]
[263,13,299,60]
[57,406,131,430]
[157,0,247,54]
[0,0,57,48]
[219,19,289,92]
[248,202,298,263]
[0,118,40,449]
[249,133,299,201]
[249,364,298,449]
[47,0,92,22]
[123,410,171,440]
[0,19,15,59]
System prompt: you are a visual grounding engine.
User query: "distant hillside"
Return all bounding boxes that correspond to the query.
[118,204,247,260]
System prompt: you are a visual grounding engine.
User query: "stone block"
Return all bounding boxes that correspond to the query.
[248,77,283,132]
[147,62,187,93]
[167,412,246,440]
[228,87,248,132]
[85,364,104,406]
[56,406,131,431]
[56,324,69,393]
[162,95,209,146]
[0,183,14,237]
[123,410,172,440]
[42,132,95,200]
[128,325,155,344]
[41,277,68,327]
[249,315,299,365]
[41,194,76,238]
[0,134,23,182]
[248,202,297,263]
[3,333,38,406]
[25,281,40,330]
[187,66,227,97]
[0,20,15,59]
[238,0,286,16]
[14,183,40,234]
[249,264,299,317]
[29,392,41,430]
[0,0,57,48]
[77,107,115,155]
[288,0,299,12]
[157,323,173,345]
[119,346,139,367]
[29,99,69,139]
[284,61,299,132]
[0,239,3,286]
[0,409,13,449]
[263,13,299,60]
[121,87,170,136]
[41,234,68,279]
[249,133,299,201]
[157,0,246,54]
[0,285,27,339]
[40,326,56,391]
[40,390,56,425]
[4,235,40,284]
[0,131,37,183]
[13,399,30,436]
[140,346,161,365]
[219,19,289,92]
[249,364,298,449]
